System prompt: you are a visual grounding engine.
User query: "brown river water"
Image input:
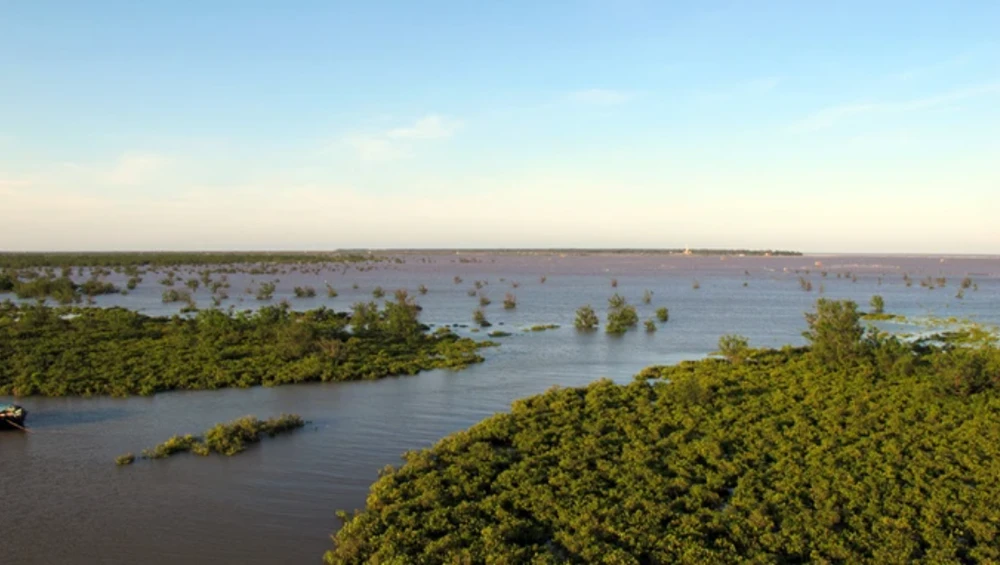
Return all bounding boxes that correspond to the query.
[1,253,998,564]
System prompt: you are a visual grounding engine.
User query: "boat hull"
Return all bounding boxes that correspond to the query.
[0,407,27,431]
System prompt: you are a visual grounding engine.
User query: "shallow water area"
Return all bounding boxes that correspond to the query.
[2,252,998,564]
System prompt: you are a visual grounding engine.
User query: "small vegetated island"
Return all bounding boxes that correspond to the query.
[116,414,305,465]
[0,291,487,397]
[326,299,1000,564]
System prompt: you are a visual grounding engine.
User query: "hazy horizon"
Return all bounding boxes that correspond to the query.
[2,1,998,254]
[2,247,998,258]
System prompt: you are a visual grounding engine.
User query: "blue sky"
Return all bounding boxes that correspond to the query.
[2,1,998,253]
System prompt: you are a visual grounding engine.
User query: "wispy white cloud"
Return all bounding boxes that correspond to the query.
[106,152,170,185]
[569,88,635,105]
[341,114,461,162]
[386,115,461,140]
[886,43,999,81]
[691,77,781,102]
[342,136,403,162]
[789,82,1000,132]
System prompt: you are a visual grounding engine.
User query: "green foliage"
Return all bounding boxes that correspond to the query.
[0,303,487,397]
[326,284,338,298]
[574,305,599,331]
[161,289,193,303]
[487,331,511,338]
[473,308,491,328]
[256,282,276,301]
[381,290,422,342]
[525,324,559,332]
[0,252,375,269]
[644,319,656,332]
[803,299,868,369]
[870,294,885,315]
[5,275,117,303]
[349,302,381,335]
[131,415,305,462]
[372,286,385,299]
[13,276,80,304]
[326,344,1000,564]
[502,293,517,310]
[294,286,317,298]
[606,294,638,335]
[716,334,750,364]
[0,270,14,292]
[655,307,669,323]
[478,294,491,307]
[78,279,120,296]
[142,434,201,459]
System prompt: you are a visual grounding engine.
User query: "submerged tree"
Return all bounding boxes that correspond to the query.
[574,305,599,331]
[870,295,885,315]
[606,294,638,335]
[294,286,317,298]
[473,308,491,328]
[655,307,669,323]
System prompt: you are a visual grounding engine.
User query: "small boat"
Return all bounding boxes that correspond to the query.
[0,404,27,431]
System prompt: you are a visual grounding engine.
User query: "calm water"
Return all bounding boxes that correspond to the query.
[2,253,998,564]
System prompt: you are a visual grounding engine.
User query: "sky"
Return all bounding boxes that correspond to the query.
[1,1,999,253]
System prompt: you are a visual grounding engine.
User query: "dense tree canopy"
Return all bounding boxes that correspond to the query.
[0,301,487,397]
[326,302,1000,564]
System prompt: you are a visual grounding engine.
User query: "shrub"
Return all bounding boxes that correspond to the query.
[655,307,669,323]
[294,286,317,298]
[503,293,517,310]
[803,299,867,369]
[716,334,750,364]
[473,308,491,328]
[575,306,599,331]
[256,282,276,301]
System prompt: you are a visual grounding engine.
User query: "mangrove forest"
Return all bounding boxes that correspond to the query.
[0,297,488,397]
[326,299,1000,564]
